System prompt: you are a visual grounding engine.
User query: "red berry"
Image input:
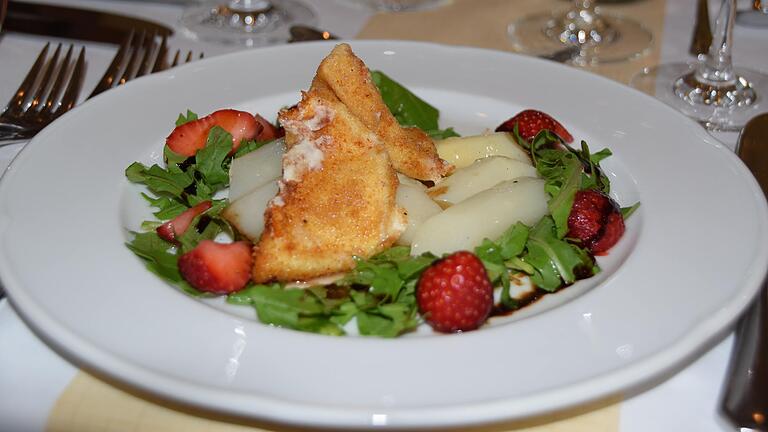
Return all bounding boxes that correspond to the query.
[178,240,253,294]
[156,201,212,243]
[254,114,285,141]
[166,109,259,157]
[567,189,625,254]
[495,109,573,143]
[417,251,494,333]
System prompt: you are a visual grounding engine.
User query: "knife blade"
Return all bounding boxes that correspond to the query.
[721,112,768,431]
[3,0,173,44]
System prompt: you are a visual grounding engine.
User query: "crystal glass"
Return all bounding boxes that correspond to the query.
[508,0,653,65]
[631,0,768,131]
[337,0,448,11]
[181,0,316,46]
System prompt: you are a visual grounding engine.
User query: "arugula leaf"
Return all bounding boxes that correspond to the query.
[175,110,199,126]
[426,127,460,140]
[125,231,206,297]
[621,202,641,219]
[522,217,596,291]
[126,162,193,198]
[140,193,187,220]
[371,70,439,131]
[233,139,266,158]
[195,126,232,188]
[371,70,459,140]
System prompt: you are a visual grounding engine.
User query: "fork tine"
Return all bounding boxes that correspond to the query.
[185,50,193,64]
[39,45,74,116]
[118,30,146,86]
[170,49,181,68]
[28,43,62,113]
[90,30,134,98]
[151,36,169,73]
[135,31,158,78]
[3,43,50,117]
[56,47,86,116]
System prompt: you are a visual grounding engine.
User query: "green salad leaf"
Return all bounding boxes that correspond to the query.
[371,70,459,139]
[124,71,637,338]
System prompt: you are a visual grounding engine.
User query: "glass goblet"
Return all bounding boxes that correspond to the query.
[508,0,653,65]
[631,0,768,131]
[181,0,316,46]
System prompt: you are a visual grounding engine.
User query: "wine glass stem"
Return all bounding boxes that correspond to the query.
[696,0,736,85]
[228,0,272,13]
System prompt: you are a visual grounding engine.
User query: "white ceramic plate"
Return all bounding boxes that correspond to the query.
[1,41,766,428]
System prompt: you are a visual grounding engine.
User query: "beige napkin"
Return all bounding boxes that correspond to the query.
[47,372,620,432]
[357,0,666,85]
[46,2,667,430]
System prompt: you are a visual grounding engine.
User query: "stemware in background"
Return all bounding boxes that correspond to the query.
[507,0,653,65]
[181,0,316,46]
[336,0,448,11]
[736,0,768,27]
[631,0,768,131]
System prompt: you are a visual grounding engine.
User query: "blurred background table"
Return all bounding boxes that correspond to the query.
[0,0,766,430]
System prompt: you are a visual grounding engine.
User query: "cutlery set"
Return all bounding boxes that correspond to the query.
[0,31,202,143]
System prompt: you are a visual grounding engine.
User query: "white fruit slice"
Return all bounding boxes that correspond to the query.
[435,132,531,169]
[222,180,279,241]
[410,177,548,256]
[395,184,443,246]
[397,173,427,190]
[428,156,538,205]
[228,138,285,201]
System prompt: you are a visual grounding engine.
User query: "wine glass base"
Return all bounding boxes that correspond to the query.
[335,0,449,11]
[631,62,768,131]
[508,11,652,65]
[181,0,316,46]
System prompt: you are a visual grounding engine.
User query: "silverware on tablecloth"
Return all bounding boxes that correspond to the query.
[0,43,86,143]
[0,32,203,143]
[690,0,713,56]
[720,112,768,431]
[3,0,173,44]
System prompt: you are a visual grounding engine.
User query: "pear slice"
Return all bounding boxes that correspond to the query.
[428,156,538,205]
[410,177,548,256]
[435,132,530,169]
[395,184,443,246]
[228,138,285,202]
[222,180,279,241]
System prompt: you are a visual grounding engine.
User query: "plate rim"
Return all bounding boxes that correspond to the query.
[1,40,767,428]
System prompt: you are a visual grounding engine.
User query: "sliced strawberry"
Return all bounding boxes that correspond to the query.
[156,201,212,242]
[166,109,258,157]
[495,109,573,143]
[567,189,625,254]
[178,240,253,294]
[254,114,285,141]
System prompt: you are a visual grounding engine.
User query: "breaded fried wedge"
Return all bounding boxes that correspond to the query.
[252,89,407,283]
[313,43,453,183]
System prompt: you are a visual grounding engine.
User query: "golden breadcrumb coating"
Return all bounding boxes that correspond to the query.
[252,89,407,283]
[313,43,453,183]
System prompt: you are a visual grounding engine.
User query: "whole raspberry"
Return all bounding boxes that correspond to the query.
[417,251,494,333]
[567,189,625,254]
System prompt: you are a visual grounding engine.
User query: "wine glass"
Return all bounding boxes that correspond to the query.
[181,0,317,46]
[631,0,768,131]
[507,0,653,65]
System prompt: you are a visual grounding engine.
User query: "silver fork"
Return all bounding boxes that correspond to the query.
[90,31,202,98]
[0,43,86,143]
[0,33,202,144]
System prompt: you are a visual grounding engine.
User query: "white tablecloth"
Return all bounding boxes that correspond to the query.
[0,0,766,430]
